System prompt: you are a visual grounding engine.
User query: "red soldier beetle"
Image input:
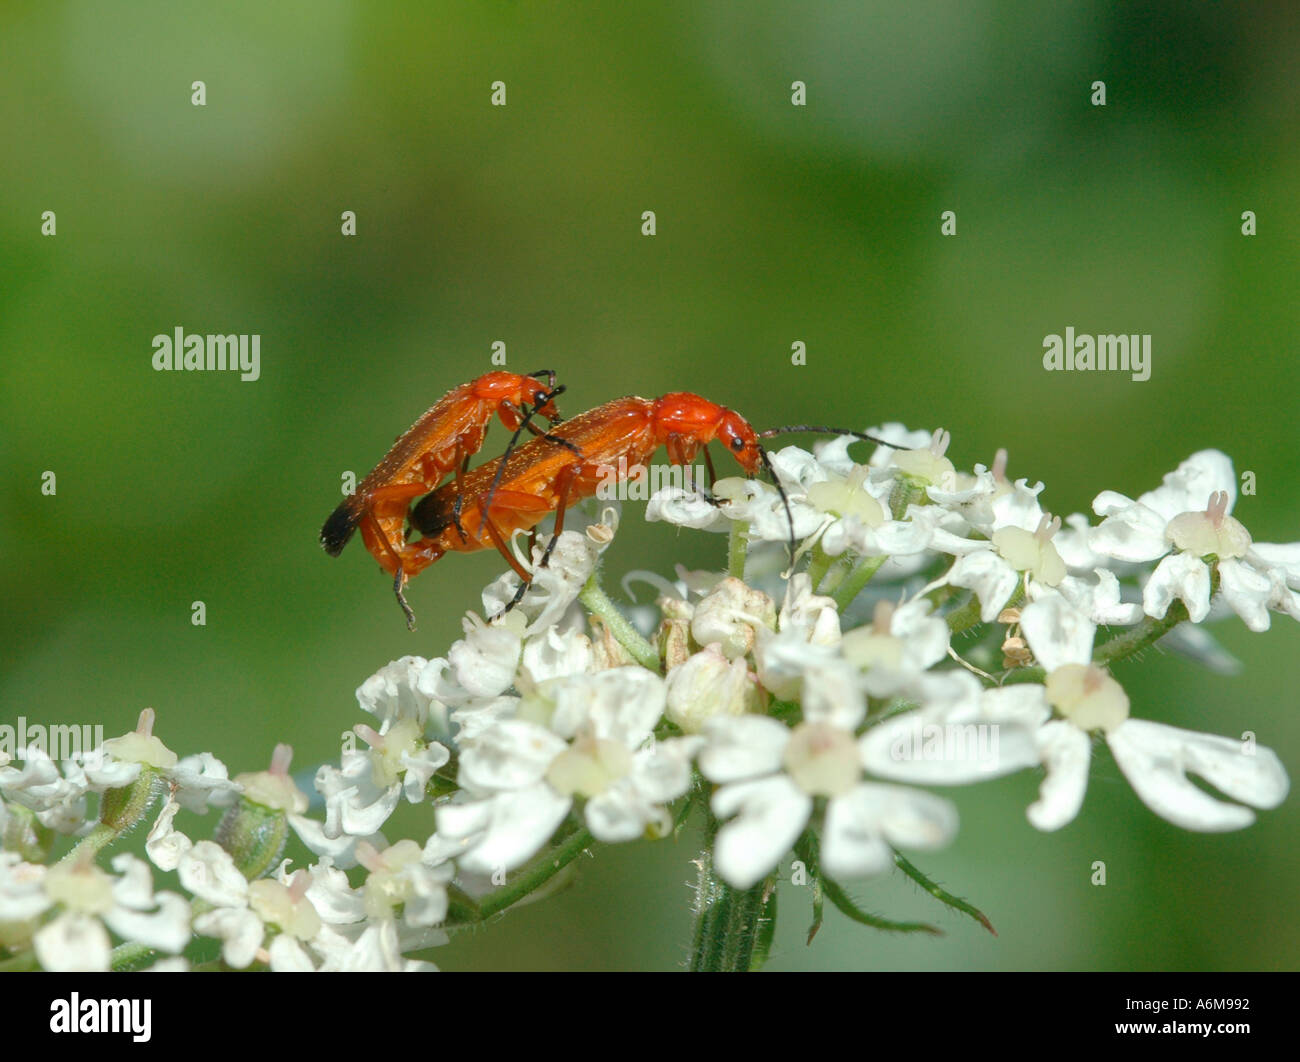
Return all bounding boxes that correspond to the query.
[320,370,565,628]
[403,392,891,618]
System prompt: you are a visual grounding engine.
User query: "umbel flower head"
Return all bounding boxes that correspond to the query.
[5,435,1291,972]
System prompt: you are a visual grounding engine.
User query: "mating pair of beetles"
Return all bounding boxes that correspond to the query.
[321,370,875,628]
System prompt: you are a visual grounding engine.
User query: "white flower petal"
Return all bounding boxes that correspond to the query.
[0,854,53,921]
[711,776,812,889]
[1143,551,1211,622]
[458,720,567,792]
[859,687,1046,784]
[801,659,865,732]
[778,574,841,646]
[584,781,655,843]
[1047,569,1144,626]
[108,853,158,910]
[1136,450,1236,522]
[439,784,572,875]
[557,667,666,746]
[519,626,595,686]
[1020,595,1095,671]
[449,622,522,699]
[401,744,450,804]
[1026,720,1091,831]
[1217,558,1272,632]
[1107,719,1289,831]
[193,907,265,968]
[169,753,239,813]
[631,737,702,804]
[449,695,519,744]
[34,912,111,972]
[336,780,402,837]
[755,631,841,702]
[1053,512,1108,570]
[989,480,1048,534]
[178,841,248,907]
[646,486,731,531]
[415,657,473,710]
[946,551,1020,622]
[288,815,382,868]
[356,656,435,729]
[400,864,452,927]
[1248,541,1300,588]
[698,716,790,783]
[268,934,316,971]
[823,783,957,880]
[302,858,367,924]
[1088,499,1170,562]
[104,892,192,955]
[145,799,192,872]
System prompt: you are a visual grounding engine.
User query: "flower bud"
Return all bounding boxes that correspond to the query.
[691,578,776,660]
[665,644,765,734]
[218,745,307,880]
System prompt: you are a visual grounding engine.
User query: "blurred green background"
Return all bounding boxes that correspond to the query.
[2,1,1297,970]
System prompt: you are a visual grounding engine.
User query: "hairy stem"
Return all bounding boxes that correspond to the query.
[579,574,659,671]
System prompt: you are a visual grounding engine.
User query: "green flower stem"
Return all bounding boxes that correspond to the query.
[831,555,886,612]
[479,824,595,920]
[446,824,596,926]
[579,573,659,671]
[728,519,750,581]
[689,795,766,972]
[807,541,833,592]
[60,767,165,866]
[59,823,120,865]
[1093,598,1192,667]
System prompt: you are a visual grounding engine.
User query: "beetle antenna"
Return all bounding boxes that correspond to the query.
[758,425,899,449]
[483,384,572,512]
[757,444,797,564]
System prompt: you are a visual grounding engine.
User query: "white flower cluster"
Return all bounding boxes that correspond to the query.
[2,435,1292,970]
[290,437,1294,900]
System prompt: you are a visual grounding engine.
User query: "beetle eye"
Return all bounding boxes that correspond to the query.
[731,437,745,451]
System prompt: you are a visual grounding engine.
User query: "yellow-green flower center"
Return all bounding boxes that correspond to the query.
[1045,663,1130,733]
[783,722,860,797]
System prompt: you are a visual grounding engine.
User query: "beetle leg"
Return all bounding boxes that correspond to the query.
[530,463,580,577]
[701,447,718,502]
[393,566,417,631]
[452,456,470,544]
[359,483,432,575]
[482,512,533,582]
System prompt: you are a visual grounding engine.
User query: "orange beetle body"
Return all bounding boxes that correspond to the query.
[404,393,763,576]
[320,371,563,581]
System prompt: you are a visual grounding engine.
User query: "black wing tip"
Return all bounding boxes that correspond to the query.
[320,500,361,556]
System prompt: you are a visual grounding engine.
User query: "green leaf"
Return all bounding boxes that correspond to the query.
[893,851,997,936]
[807,872,824,945]
[820,872,942,936]
[794,828,940,938]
